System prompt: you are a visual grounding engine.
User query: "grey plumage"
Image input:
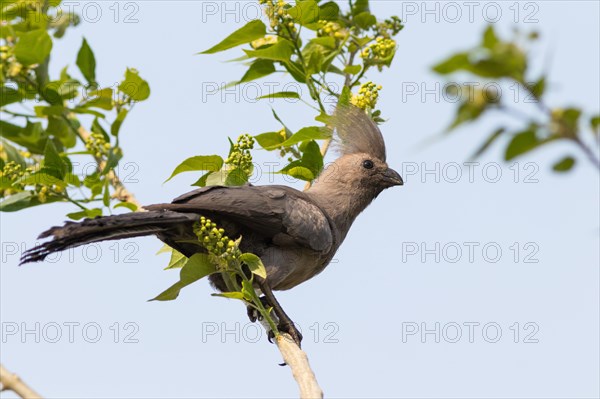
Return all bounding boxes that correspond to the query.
[331,104,387,161]
[20,105,403,293]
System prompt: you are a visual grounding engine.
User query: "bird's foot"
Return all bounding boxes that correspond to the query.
[273,320,303,348]
[246,296,270,323]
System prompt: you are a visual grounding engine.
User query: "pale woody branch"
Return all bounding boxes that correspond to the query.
[0,364,42,399]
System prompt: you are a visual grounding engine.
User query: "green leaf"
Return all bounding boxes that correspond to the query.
[118,68,150,101]
[283,60,307,83]
[244,40,294,62]
[560,108,582,132]
[591,115,600,135]
[241,280,255,301]
[255,132,285,149]
[76,38,96,84]
[111,109,128,136]
[0,191,63,212]
[72,107,106,118]
[338,85,351,106]
[306,47,324,75]
[200,20,267,54]
[191,171,212,187]
[2,121,48,154]
[354,12,376,29]
[482,25,498,49]
[102,181,110,207]
[552,156,576,172]
[114,201,138,212]
[505,129,543,161]
[101,147,123,175]
[287,0,320,25]
[343,65,362,75]
[164,248,188,270]
[156,244,172,255]
[271,109,293,138]
[84,88,114,110]
[17,172,66,188]
[352,0,370,15]
[319,1,340,20]
[257,91,300,100]
[165,155,223,182]
[47,116,76,148]
[203,167,248,187]
[432,53,470,75]
[240,253,267,279]
[281,126,331,147]
[64,172,82,186]
[278,163,314,181]
[0,192,35,212]
[92,118,109,140]
[0,139,26,168]
[66,208,103,220]
[0,86,22,106]
[529,77,546,99]
[14,30,52,65]
[212,292,245,300]
[238,59,276,84]
[150,254,216,301]
[447,99,487,131]
[225,168,250,186]
[34,105,64,117]
[42,140,66,178]
[310,37,336,49]
[299,140,323,177]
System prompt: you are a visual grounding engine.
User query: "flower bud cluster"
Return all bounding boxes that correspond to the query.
[194,217,241,262]
[261,0,297,35]
[351,81,382,110]
[1,161,25,181]
[318,20,348,40]
[0,161,63,200]
[376,16,404,38]
[225,134,255,175]
[85,132,111,158]
[361,37,396,63]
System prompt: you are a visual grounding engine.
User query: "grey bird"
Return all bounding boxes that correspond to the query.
[20,105,403,345]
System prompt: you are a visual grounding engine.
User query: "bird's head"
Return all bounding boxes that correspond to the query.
[330,104,402,186]
[309,105,402,200]
[320,153,403,192]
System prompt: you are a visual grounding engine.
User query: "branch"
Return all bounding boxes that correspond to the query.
[0,364,42,399]
[276,335,323,399]
[258,321,323,398]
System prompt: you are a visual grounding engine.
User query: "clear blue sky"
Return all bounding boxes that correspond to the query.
[1,1,599,398]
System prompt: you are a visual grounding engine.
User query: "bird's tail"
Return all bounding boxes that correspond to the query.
[20,210,196,264]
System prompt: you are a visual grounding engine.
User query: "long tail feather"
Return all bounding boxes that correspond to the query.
[20,210,196,264]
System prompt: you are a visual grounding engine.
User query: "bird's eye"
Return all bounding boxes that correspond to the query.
[362,160,374,169]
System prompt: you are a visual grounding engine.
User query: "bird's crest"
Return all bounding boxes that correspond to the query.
[331,105,387,162]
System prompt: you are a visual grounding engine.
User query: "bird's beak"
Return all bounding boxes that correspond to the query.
[381,168,404,187]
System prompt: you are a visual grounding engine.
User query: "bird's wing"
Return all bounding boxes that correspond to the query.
[144,185,333,252]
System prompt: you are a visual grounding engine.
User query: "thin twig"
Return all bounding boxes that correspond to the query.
[0,364,42,399]
[573,137,600,171]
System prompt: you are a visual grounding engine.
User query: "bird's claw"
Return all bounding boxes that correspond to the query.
[246,306,260,323]
[267,329,275,344]
[277,321,303,348]
[246,296,269,323]
[266,322,302,348]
